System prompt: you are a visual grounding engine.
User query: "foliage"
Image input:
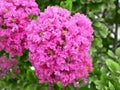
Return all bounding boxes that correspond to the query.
[0,0,120,90]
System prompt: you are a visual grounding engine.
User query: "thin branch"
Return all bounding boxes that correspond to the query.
[48,82,54,90]
[113,0,119,52]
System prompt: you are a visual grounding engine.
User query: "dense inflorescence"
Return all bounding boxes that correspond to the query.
[0,0,93,87]
[0,56,20,79]
[0,0,40,57]
[27,6,93,87]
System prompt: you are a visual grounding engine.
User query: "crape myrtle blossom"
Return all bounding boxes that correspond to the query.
[27,6,94,87]
[0,0,40,57]
[0,56,20,79]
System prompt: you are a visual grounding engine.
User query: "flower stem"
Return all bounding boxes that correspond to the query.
[48,82,54,90]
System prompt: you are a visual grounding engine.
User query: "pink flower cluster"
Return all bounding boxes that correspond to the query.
[0,0,93,87]
[0,0,40,57]
[27,6,93,87]
[0,56,20,79]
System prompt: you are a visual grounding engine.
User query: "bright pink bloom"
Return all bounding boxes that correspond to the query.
[0,0,40,57]
[0,56,20,79]
[27,6,93,87]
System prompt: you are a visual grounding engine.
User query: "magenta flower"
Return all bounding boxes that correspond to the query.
[0,0,40,57]
[27,6,94,87]
[0,56,20,79]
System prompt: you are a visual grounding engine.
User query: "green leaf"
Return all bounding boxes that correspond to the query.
[60,0,72,11]
[40,87,47,90]
[92,38,103,48]
[79,0,86,4]
[108,82,115,90]
[107,50,115,58]
[93,22,109,37]
[29,14,38,20]
[1,25,7,29]
[0,81,6,87]
[24,85,33,90]
[94,80,104,90]
[106,59,120,73]
[115,47,120,56]
[56,82,63,88]
[26,69,37,82]
[99,25,109,37]
[66,0,72,11]
[94,22,103,28]
[104,86,109,90]
[72,0,76,2]
[118,9,120,14]
[118,77,120,83]
[67,85,75,90]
